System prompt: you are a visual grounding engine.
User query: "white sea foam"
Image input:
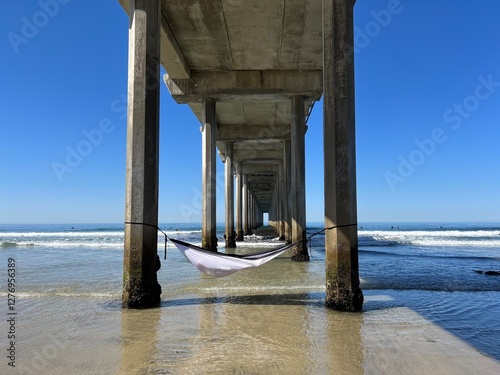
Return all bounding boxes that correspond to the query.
[361,230,500,248]
[0,231,123,237]
[362,230,500,238]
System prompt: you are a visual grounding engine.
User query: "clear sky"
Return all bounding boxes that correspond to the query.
[1,0,500,225]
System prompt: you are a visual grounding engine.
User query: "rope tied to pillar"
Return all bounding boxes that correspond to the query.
[307,223,358,255]
[125,221,358,262]
[125,221,169,260]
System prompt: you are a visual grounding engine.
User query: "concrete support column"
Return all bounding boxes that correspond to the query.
[257,205,262,227]
[323,0,363,311]
[272,179,279,233]
[255,197,258,229]
[123,0,162,308]
[291,95,309,261]
[248,189,254,234]
[278,167,285,240]
[235,163,244,241]
[267,195,274,227]
[284,140,292,244]
[248,192,253,230]
[247,191,254,234]
[278,160,288,241]
[255,196,258,229]
[201,98,217,251]
[273,181,278,232]
[250,193,255,229]
[242,174,249,235]
[256,198,260,227]
[225,142,236,247]
[253,198,256,229]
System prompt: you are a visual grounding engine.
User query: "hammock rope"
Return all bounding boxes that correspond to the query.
[125,221,170,260]
[307,223,358,255]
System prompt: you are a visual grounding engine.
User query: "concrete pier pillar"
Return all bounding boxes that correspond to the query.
[268,199,273,228]
[247,188,253,235]
[248,192,253,230]
[235,163,244,241]
[252,194,257,229]
[283,140,292,244]
[256,198,260,227]
[257,205,262,227]
[242,174,249,235]
[254,197,258,228]
[123,0,162,308]
[281,168,287,240]
[323,0,363,311]
[224,142,236,247]
[250,193,255,230]
[291,96,309,261]
[272,184,277,231]
[201,98,217,251]
[278,166,286,240]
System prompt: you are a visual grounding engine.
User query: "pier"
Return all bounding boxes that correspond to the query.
[120,0,362,311]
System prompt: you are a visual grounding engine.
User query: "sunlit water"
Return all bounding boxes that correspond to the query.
[0,223,499,374]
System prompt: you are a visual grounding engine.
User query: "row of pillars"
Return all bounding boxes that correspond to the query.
[234,166,265,241]
[201,99,268,251]
[207,97,309,264]
[225,142,267,249]
[122,0,362,311]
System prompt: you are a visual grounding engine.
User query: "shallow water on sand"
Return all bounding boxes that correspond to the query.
[2,290,499,375]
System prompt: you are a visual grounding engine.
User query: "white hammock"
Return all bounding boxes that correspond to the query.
[169,238,297,277]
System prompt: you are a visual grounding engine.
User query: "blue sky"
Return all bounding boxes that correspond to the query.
[1,0,499,224]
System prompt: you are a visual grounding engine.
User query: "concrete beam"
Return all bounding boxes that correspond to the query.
[217,124,291,141]
[217,141,283,162]
[323,0,363,311]
[123,0,162,308]
[160,12,190,79]
[234,150,283,164]
[234,141,283,150]
[241,164,279,175]
[118,0,190,79]
[241,158,283,165]
[249,181,275,190]
[164,70,323,103]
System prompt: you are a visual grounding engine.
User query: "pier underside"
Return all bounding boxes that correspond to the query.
[121,0,362,311]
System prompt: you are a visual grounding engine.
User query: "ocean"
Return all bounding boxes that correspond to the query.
[1,222,499,374]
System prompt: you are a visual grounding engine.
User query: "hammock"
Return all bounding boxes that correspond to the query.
[125,221,357,277]
[169,238,297,277]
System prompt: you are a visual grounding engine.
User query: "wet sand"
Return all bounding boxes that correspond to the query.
[2,290,499,375]
[1,231,499,374]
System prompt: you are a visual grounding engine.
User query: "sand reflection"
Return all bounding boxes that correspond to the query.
[119,306,161,375]
[115,293,364,374]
